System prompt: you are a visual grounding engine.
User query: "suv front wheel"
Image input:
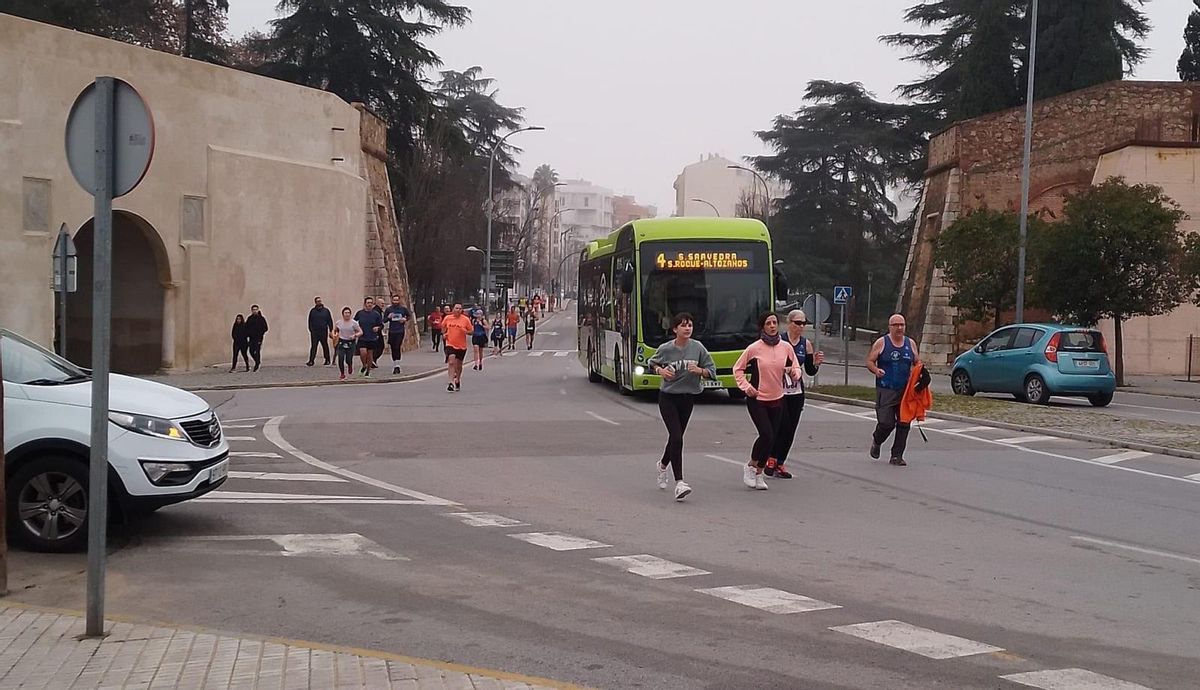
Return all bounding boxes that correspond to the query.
[8,456,90,553]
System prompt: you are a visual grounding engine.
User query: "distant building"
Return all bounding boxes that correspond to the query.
[613,195,658,228]
[672,154,783,219]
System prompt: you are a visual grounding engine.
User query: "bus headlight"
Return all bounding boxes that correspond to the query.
[634,366,646,376]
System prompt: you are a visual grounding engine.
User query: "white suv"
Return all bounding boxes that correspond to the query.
[1,329,229,552]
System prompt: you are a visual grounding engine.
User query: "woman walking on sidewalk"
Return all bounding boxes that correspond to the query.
[767,309,824,479]
[648,313,716,502]
[733,312,802,491]
[229,314,250,372]
[333,307,363,381]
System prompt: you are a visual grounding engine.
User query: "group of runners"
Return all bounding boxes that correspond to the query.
[649,310,923,502]
[427,301,544,393]
[322,296,411,380]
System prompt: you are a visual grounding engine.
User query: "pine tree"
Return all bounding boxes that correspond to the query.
[181,0,230,65]
[957,0,1021,120]
[1031,0,1144,100]
[1179,0,1200,81]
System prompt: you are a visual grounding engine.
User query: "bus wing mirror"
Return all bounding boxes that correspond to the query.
[620,266,635,293]
[773,267,788,301]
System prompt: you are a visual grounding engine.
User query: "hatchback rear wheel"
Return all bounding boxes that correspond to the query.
[1088,391,1114,407]
[1023,374,1050,405]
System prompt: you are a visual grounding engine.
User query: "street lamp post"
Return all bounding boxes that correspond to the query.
[1015,0,1039,324]
[486,126,544,312]
[690,198,720,217]
[727,165,771,222]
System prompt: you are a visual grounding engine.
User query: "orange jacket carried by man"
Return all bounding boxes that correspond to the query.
[900,361,933,424]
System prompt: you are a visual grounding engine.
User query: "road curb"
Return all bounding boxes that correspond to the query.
[805,391,1200,463]
[0,601,592,690]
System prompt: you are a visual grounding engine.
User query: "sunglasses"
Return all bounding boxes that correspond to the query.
[791,320,809,325]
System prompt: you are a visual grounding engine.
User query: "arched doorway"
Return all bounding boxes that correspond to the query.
[66,212,169,374]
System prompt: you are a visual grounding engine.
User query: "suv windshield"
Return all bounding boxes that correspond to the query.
[639,241,771,351]
[0,329,90,385]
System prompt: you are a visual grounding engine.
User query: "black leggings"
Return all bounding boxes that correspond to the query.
[336,343,355,374]
[431,329,442,349]
[657,393,696,481]
[746,398,785,467]
[231,343,250,369]
[389,332,405,362]
[771,394,806,465]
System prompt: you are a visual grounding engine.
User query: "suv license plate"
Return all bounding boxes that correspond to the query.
[1077,359,1099,369]
[209,461,229,483]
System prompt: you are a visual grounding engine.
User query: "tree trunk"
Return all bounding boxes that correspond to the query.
[1113,315,1124,387]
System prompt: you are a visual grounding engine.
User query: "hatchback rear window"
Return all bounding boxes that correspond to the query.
[1059,330,1104,352]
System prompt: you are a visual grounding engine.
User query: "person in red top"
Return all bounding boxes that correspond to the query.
[427,307,445,352]
[440,303,473,392]
[505,306,520,351]
[733,312,802,491]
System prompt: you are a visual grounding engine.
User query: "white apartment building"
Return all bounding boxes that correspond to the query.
[673,153,784,219]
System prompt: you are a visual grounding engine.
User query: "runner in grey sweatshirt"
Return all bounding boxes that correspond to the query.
[647,312,717,501]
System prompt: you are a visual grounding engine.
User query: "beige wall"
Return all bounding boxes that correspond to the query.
[1093,145,1200,376]
[0,14,367,370]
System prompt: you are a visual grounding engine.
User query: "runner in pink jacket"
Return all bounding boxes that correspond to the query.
[733,312,802,491]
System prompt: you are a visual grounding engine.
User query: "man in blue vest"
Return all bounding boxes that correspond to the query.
[866,313,919,466]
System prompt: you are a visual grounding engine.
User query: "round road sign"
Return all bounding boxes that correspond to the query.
[65,78,155,198]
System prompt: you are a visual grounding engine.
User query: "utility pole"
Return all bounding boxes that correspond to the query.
[1015,0,1039,323]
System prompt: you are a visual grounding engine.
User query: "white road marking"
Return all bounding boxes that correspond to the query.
[200,491,402,501]
[913,418,946,425]
[697,586,840,614]
[179,533,405,561]
[220,416,274,423]
[553,351,573,357]
[942,426,997,434]
[1110,400,1200,416]
[705,454,744,467]
[221,424,258,429]
[830,620,1003,659]
[443,512,528,528]
[1090,450,1153,465]
[224,436,257,442]
[509,532,612,551]
[593,555,710,579]
[538,332,560,336]
[585,411,620,426]
[196,498,428,505]
[995,435,1060,444]
[528,351,546,357]
[810,405,1200,487]
[1187,473,1200,481]
[264,417,457,505]
[1001,668,1156,690]
[227,471,348,483]
[229,451,283,459]
[1070,536,1200,566]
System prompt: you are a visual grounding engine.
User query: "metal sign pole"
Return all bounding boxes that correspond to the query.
[842,303,849,386]
[812,296,821,387]
[57,226,68,356]
[86,76,115,638]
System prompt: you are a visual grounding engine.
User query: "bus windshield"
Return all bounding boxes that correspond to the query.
[639,241,771,351]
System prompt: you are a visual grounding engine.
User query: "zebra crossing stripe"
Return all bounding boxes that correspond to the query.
[1091,450,1152,465]
[509,532,611,551]
[1000,668,1155,690]
[697,585,840,614]
[593,555,710,579]
[830,620,1002,659]
[529,351,546,357]
[229,451,283,459]
[443,512,528,528]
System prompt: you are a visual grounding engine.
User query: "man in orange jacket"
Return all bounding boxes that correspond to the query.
[866,314,921,466]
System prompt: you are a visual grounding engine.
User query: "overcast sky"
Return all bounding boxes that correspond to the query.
[228,1,1193,216]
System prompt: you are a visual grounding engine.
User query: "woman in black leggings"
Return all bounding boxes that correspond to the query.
[768,309,824,478]
[648,312,716,502]
[733,312,802,491]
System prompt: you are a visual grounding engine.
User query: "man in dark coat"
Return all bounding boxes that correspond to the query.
[245,304,269,372]
[306,296,334,366]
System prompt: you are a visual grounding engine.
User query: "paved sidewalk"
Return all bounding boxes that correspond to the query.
[0,604,582,690]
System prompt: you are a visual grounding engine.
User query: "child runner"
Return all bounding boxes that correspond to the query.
[733,312,802,491]
[332,307,363,381]
[647,313,716,501]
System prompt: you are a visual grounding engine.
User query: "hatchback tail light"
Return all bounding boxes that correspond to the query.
[1044,332,1061,363]
[1097,333,1108,354]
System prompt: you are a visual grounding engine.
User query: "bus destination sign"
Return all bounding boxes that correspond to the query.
[654,250,753,271]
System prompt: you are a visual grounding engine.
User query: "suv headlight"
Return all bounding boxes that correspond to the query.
[110,411,188,442]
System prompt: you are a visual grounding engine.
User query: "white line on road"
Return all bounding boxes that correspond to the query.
[443,512,528,528]
[941,426,997,434]
[830,620,1003,659]
[697,586,841,614]
[1000,668,1156,690]
[593,555,710,579]
[553,351,572,357]
[179,533,406,561]
[229,451,283,459]
[200,491,396,501]
[196,498,430,505]
[1090,450,1153,465]
[220,416,275,423]
[227,471,348,483]
[704,454,744,467]
[264,417,458,506]
[995,435,1060,444]
[1187,473,1200,481]
[528,351,546,357]
[913,418,947,425]
[224,436,257,442]
[585,411,620,426]
[509,532,612,551]
[221,424,258,429]
[1069,536,1200,566]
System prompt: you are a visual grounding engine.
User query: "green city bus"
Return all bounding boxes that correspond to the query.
[577,218,785,395]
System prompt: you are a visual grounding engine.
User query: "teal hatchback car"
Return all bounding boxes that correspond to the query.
[950,324,1116,407]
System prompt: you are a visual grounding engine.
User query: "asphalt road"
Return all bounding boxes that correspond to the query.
[13,311,1200,690]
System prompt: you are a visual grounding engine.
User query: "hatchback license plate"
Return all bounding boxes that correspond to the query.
[1077,359,1099,369]
[209,461,229,483]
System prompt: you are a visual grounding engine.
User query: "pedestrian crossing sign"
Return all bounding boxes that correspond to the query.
[834,286,852,304]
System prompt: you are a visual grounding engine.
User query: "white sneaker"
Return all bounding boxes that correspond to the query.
[755,473,769,491]
[742,464,757,489]
[657,464,670,490]
[674,481,692,501]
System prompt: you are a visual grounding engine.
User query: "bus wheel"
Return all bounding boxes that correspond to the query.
[587,344,602,383]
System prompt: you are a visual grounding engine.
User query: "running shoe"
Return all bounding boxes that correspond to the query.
[754,473,769,491]
[657,464,670,490]
[764,458,777,477]
[869,442,881,459]
[447,383,455,393]
[339,373,346,381]
[889,457,908,466]
[742,464,757,489]
[774,464,793,479]
[393,366,401,375]
[674,481,692,501]
[454,382,461,391]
